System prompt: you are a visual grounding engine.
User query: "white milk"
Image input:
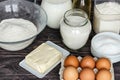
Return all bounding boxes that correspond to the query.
[0,18,37,51]
[41,0,72,29]
[60,15,91,50]
[94,2,120,34]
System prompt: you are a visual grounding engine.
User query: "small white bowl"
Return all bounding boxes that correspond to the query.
[91,32,120,63]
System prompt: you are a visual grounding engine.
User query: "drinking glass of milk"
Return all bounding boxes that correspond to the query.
[41,0,72,29]
[94,0,120,34]
[60,9,91,50]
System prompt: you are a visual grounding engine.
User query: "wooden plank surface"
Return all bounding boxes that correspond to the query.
[0,27,120,80]
[0,0,120,80]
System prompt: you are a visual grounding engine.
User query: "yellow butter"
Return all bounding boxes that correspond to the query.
[25,43,62,74]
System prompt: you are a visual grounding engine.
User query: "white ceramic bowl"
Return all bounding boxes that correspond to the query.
[0,0,47,51]
[91,32,120,63]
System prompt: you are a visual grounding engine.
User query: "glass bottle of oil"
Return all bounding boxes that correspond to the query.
[72,0,91,18]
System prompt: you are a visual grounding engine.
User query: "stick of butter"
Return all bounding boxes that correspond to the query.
[25,43,62,74]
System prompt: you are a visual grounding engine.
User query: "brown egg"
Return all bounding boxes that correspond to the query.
[79,68,95,80]
[96,69,112,80]
[96,57,111,70]
[64,55,79,68]
[63,66,78,80]
[80,56,95,69]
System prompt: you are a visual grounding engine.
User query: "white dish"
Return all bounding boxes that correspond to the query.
[19,41,70,78]
[91,32,120,63]
[106,55,120,63]
[59,56,115,80]
[92,46,120,63]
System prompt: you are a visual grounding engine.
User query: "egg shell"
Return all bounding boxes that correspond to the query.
[96,57,111,70]
[64,55,79,68]
[96,69,112,80]
[63,66,79,80]
[80,56,96,69]
[59,56,114,80]
[79,68,95,80]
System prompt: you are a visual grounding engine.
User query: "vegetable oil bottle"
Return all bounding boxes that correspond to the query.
[72,0,92,18]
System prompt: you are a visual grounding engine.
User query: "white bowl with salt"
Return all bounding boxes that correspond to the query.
[91,32,120,63]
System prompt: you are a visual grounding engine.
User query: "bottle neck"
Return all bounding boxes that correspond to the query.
[80,0,85,7]
[64,9,88,27]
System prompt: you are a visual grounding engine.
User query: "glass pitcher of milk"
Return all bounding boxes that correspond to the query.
[41,0,72,29]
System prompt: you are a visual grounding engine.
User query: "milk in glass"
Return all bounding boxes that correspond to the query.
[41,0,72,29]
[60,9,91,50]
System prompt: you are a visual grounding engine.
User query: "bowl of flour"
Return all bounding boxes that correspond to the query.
[0,0,47,51]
